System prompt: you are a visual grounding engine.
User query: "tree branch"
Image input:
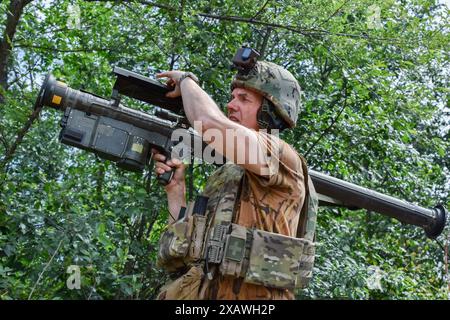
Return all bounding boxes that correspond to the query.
[198,13,407,43]
[0,127,9,152]
[0,104,42,171]
[84,0,173,11]
[305,78,348,157]
[122,1,174,63]
[84,0,409,44]
[14,44,117,53]
[28,239,64,300]
[168,0,184,70]
[312,0,351,28]
[260,27,272,59]
[250,0,270,21]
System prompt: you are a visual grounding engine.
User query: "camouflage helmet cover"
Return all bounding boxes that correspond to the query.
[231,61,302,128]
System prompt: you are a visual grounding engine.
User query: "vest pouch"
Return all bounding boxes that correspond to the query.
[244,229,308,290]
[219,224,252,278]
[296,240,316,289]
[187,214,208,262]
[157,215,194,272]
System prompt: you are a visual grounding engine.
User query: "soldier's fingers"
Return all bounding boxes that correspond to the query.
[151,148,163,158]
[155,161,172,172]
[156,72,171,79]
[155,167,166,175]
[166,87,181,98]
[167,158,183,168]
[152,153,166,162]
[167,78,175,87]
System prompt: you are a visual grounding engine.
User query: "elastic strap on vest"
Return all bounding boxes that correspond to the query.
[296,155,310,239]
[204,174,245,295]
[231,173,245,225]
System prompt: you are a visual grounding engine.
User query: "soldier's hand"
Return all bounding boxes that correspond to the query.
[151,148,186,191]
[156,70,186,98]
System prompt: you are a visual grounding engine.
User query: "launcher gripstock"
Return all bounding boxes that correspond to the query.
[34,67,213,185]
[310,170,447,239]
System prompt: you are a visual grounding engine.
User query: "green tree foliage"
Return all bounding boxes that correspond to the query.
[0,0,448,299]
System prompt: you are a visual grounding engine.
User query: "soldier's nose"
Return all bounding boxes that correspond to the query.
[227,101,239,112]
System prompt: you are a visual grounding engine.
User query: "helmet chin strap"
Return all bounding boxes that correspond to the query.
[257,98,288,132]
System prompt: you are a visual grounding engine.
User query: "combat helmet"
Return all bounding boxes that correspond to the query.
[231,60,302,128]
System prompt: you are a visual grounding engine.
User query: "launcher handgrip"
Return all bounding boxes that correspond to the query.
[157,168,174,186]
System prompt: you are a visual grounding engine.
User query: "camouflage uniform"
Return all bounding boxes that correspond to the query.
[157,60,318,300]
[200,132,307,299]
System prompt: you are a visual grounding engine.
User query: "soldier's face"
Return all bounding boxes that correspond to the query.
[227,87,263,130]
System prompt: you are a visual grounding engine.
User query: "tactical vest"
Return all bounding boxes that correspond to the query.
[157,158,318,294]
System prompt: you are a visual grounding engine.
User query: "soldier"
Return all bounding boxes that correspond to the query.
[152,55,317,300]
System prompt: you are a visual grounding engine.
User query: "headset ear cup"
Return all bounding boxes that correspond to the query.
[257,99,288,131]
[257,102,270,130]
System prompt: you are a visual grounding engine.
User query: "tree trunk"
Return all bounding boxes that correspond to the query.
[0,0,32,102]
